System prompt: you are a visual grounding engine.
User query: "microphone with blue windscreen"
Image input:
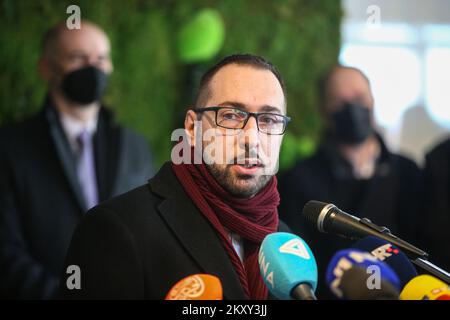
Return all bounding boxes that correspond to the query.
[339,266,399,299]
[259,232,318,300]
[351,236,418,289]
[326,249,401,299]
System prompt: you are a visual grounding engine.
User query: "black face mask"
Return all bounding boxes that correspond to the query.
[331,102,373,144]
[61,66,108,105]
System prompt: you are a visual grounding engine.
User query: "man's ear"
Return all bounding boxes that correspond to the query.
[319,104,333,130]
[106,56,114,74]
[38,56,56,85]
[38,57,52,82]
[184,109,198,147]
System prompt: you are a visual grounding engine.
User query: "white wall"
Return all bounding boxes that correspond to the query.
[344,0,450,24]
[341,0,450,166]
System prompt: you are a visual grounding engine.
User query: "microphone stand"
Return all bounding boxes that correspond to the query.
[304,201,450,285]
[412,258,450,284]
[359,219,450,284]
[360,219,450,284]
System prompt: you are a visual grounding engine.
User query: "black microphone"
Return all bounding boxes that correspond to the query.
[302,200,428,260]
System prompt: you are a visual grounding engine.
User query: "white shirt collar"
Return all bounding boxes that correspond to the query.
[226,231,244,263]
[60,112,98,154]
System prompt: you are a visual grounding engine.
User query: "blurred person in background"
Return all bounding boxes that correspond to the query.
[278,65,422,299]
[0,20,154,299]
[420,136,450,270]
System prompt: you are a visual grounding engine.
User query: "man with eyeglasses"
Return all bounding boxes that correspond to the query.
[61,54,292,299]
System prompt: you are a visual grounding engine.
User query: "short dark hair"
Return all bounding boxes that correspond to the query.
[194,54,286,108]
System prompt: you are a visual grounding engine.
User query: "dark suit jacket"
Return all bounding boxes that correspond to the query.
[60,162,289,300]
[0,97,154,299]
[420,137,450,270]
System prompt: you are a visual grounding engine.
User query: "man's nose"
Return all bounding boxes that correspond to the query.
[240,116,259,150]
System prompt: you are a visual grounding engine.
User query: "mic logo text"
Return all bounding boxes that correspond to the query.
[167,275,205,300]
[371,244,399,261]
[258,250,274,288]
[279,239,310,259]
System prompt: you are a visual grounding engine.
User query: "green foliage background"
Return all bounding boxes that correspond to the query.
[0,0,341,171]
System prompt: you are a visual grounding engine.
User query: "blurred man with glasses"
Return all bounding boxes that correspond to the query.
[61,54,292,300]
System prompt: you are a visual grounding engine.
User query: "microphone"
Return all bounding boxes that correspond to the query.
[351,236,417,288]
[326,249,401,299]
[339,266,399,300]
[259,232,318,300]
[400,275,450,300]
[302,200,428,259]
[165,274,223,300]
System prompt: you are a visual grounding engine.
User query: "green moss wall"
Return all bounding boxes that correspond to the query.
[0,0,342,170]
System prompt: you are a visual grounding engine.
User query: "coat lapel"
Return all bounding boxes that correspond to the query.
[94,108,121,202]
[44,104,87,211]
[149,163,248,300]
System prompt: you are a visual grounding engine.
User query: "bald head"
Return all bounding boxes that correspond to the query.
[319,65,374,115]
[317,66,376,144]
[42,21,110,62]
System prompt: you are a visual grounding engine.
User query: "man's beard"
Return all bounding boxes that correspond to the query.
[205,163,272,198]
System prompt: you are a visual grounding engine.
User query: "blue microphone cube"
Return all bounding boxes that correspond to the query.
[259,232,318,300]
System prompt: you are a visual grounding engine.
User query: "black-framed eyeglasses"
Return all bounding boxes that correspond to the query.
[191,106,291,135]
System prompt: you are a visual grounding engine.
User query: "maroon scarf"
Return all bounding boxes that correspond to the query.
[171,156,279,299]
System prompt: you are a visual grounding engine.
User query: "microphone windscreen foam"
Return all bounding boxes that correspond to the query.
[352,236,417,288]
[259,232,318,300]
[165,274,222,300]
[340,266,399,300]
[302,200,328,225]
[326,249,401,298]
[400,274,450,300]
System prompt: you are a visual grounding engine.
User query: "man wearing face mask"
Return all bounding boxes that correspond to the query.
[278,65,421,299]
[0,21,154,299]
